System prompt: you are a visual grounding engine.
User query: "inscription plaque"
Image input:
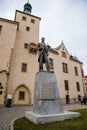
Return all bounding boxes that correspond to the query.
[40,83,55,99]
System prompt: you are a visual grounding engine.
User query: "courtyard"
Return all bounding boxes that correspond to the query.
[0,103,87,130]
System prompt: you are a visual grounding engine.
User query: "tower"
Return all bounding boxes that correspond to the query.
[23,0,32,14]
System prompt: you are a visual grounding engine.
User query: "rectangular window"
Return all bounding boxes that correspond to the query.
[24,43,28,48]
[0,83,2,86]
[26,26,30,31]
[0,83,3,89]
[76,82,80,91]
[62,63,68,73]
[19,91,25,100]
[0,25,2,34]
[74,66,78,76]
[62,51,67,58]
[22,16,26,21]
[64,80,69,90]
[22,63,27,72]
[31,19,35,23]
[0,86,3,89]
[49,58,54,69]
[0,90,3,95]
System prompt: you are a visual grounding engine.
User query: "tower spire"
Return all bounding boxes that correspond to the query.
[23,0,32,14]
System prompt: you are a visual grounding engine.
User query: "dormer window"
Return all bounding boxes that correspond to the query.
[62,51,67,58]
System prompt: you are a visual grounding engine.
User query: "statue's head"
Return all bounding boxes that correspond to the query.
[41,37,45,42]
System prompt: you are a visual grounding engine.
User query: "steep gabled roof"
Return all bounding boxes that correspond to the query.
[56,41,70,56]
[56,41,82,64]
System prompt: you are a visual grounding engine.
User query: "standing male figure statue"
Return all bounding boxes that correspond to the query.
[38,37,50,72]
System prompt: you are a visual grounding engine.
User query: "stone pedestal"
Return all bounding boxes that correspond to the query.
[25,111,80,124]
[33,72,63,115]
[25,72,80,124]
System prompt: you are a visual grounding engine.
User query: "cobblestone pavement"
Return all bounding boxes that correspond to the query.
[0,103,87,130]
[0,105,32,130]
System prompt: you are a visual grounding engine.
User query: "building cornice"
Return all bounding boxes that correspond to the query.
[14,10,41,21]
[0,17,19,26]
[70,56,83,64]
[49,48,58,55]
[0,17,19,30]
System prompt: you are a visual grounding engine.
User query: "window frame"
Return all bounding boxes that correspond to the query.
[76,82,80,91]
[74,66,78,76]
[0,25,2,34]
[49,58,54,69]
[62,63,68,73]
[21,63,27,72]
[0,83,2,86]
[22,16,27,21]
[0,90,3,95]
[64,80,69,91]
[24,43,28,49]
[31,19,35,24]
[18,91,25,100]
[26,26,30,31]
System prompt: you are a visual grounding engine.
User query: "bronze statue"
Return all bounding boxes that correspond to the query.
[38,37,50,72]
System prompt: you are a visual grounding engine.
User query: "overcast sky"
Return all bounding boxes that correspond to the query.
[0,0,87,75]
